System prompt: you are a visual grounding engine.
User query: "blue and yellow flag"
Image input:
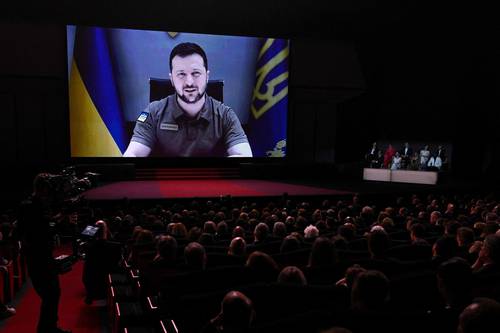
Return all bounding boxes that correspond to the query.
[248,38,289,157]
[69,27,127,157]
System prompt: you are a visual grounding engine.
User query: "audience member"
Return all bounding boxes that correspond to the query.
[277,266,307,285]
[184,242,207,271]
[458,298,500,333]
[202,291,255,333]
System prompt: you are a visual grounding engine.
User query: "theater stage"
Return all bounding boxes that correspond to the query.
[82,179,353,200]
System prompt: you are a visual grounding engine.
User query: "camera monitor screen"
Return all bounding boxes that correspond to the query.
[67,26,289,158]
[81,225,99,237]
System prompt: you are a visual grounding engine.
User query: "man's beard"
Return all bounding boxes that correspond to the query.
[177,85,206,104]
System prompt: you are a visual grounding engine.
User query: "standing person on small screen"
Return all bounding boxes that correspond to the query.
[123,42,252,157]
[419,145,431,170]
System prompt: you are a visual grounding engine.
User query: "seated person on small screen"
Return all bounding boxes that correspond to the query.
[123,42,252,157]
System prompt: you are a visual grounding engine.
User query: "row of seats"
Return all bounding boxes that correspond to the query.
[0,239,27,304]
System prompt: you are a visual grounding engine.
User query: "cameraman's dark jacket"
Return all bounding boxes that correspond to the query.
[17,196,57,270]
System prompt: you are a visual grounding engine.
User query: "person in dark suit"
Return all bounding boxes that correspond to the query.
[400,142,413,169]
[365,142,380,168]
[17,173,71,333]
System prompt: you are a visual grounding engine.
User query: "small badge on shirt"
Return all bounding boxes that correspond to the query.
[137,112,149,123]
[160,123,179,131]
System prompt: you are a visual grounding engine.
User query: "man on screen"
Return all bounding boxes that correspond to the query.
[123,42,252,157]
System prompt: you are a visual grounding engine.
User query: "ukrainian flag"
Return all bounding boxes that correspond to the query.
[69,27,127,157]
[248,38,289,157]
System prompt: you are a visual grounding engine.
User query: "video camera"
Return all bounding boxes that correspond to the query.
[44,166,94,204]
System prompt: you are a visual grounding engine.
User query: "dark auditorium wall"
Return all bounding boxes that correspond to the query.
[334,10,500,180]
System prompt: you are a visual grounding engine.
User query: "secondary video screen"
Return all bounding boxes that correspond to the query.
[364,141,452,172]
[67,26,289,158]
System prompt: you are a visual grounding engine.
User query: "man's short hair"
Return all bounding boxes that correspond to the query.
[169,42,208,71]
[229,237,246,256]
[157,235,178,261]
[278,266,307,285]
[219,291,254,330]
[483,235,500,263]
[437,257,472,295]
[351,270,390,311]
[254,222,269,242]
[458,297,500,333]
[184,242,206,270]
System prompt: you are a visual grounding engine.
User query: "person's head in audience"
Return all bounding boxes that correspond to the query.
[166,222,176,235]
[184,242,207,270]
[338,223,356,242]
[135,229,154,245]
[203,220,217,234]
[477,234,500,266]
[212,210,224,222]
[473,222,486,238]
[344,264,366,289]
[238,212,249,223]
[481,222,499,238]
[216,221,230,239]
[308,237,337,267]
[253,222,269,243]
[430,211,442,225]
[360,206,375,223]
[485,212,498,223]
[245,251,278,282]
[351,270,390,312]
[445,203,455,213]
[210,291,255,333]
[156,235,178,262]
[228,237,246,257]
[445,220,461,236]
[277,266,307,285]
[232,225,246,238]
[398,206,408,218]
[280,235,301,253]
[406,217,419,232]
[458,298,500,333]
[432,236,458,261]
[368,228,390,259]
[437,257,472,308]
[171,222,188,238]
[457,227,475,248]
[332,235,348,250]
[336,264,365,289]
[188,226,202,242]
[417,210,428,222]
[410,223,427,244]
[304,224,319,240]
[272,221,287,239]
[285,215,295,228]
[131,226,143,241]
[380,217,394,231]
[198,232,215,246]
[95,220,111,240]
[295,216,308,231]
[374,212,387,227]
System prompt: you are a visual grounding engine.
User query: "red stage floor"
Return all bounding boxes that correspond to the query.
[82,179,353,200]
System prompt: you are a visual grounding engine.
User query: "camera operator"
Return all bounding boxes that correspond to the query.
[17,173,71,333]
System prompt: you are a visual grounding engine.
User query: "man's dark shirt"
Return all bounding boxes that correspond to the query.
[130,94,248,157]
